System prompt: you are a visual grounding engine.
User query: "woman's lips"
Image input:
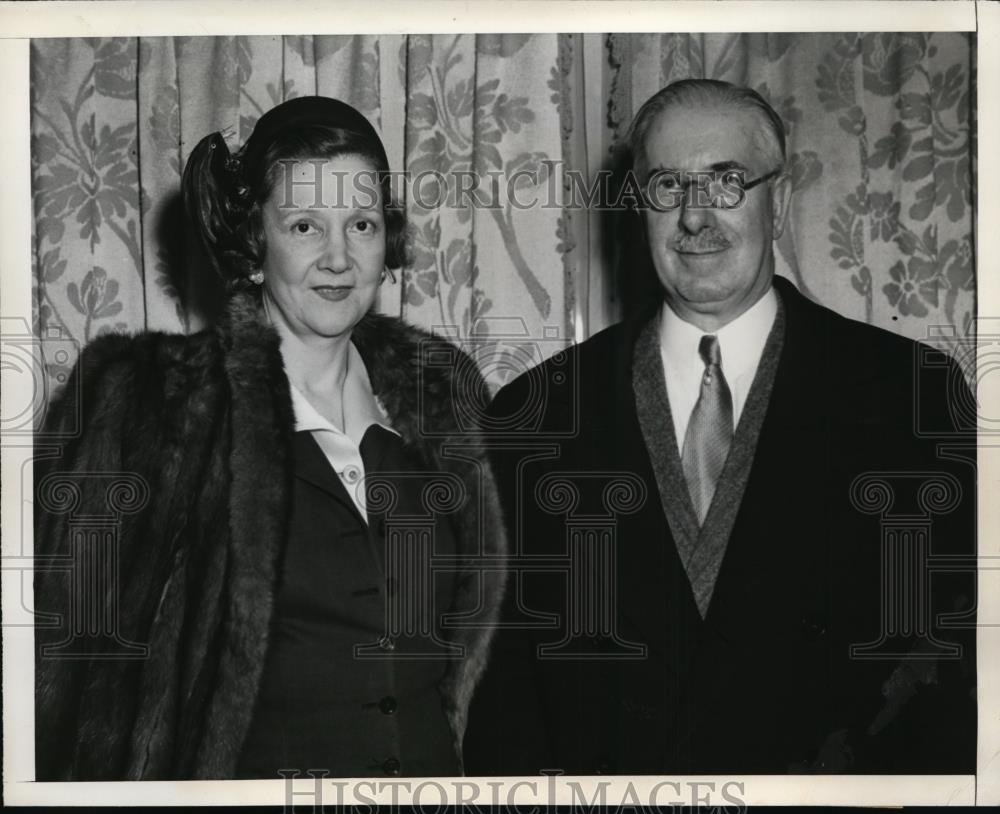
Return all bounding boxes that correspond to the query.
[312,285,353,301]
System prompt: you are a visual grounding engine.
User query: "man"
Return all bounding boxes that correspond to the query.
[463,79,976,775]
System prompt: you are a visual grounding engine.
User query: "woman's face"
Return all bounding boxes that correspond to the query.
[260,154,385,341]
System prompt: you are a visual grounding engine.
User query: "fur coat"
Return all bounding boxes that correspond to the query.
[34,291,507,780]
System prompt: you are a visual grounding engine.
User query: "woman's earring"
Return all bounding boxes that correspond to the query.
[381,268,397,284]
[249,269,264,285]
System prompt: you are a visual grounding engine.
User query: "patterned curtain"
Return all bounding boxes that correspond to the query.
[30,33,975,400]
[600,33,974,343]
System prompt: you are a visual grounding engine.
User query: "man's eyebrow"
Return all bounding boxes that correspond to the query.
[707,160,748,172]
[644,164,673,177]
[644,160,749,175]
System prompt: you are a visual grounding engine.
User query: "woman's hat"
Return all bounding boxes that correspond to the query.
[181,95,391,286]
[241,96,388,175]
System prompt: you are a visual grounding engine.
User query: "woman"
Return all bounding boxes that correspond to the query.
[34,96,506,780]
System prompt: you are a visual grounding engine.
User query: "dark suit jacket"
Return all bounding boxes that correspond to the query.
[235,430,460,778]
[464,275,976,775]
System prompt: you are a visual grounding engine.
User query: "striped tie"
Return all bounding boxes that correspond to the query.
[681,335,734,525]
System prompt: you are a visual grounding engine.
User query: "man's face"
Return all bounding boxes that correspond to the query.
[639,102,792,330]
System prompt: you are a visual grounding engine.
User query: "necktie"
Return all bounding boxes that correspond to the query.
[681,335,734,525]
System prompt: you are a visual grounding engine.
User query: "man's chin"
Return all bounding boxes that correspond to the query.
[660,279,744,323]
[674,281,733,306]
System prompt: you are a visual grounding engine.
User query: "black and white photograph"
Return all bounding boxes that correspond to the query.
[1,0,997,808]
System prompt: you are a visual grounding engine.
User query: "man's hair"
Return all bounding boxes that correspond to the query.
[625,79,787,175]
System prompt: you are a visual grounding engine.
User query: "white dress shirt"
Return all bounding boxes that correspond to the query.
[658,287,778,452]
[288,341,398,520]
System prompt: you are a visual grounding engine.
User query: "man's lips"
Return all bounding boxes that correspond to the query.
[672,235,731,255]
[675,247,728,256]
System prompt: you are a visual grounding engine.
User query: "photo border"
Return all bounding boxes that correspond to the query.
[1,0,995,807]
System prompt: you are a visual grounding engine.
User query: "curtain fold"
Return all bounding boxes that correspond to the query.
[30,33,975,400]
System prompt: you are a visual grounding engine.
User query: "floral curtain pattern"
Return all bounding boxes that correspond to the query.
[602,32,974,350]
[30,33,975,398]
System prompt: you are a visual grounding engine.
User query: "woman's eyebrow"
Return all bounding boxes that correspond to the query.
[274,205,312,218]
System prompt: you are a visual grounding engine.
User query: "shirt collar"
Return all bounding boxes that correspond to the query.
[659,285,778,381]
[288,341,397,443]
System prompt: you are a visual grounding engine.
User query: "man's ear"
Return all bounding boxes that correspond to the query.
[770,172,793,240]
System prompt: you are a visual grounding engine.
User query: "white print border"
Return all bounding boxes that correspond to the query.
[2,0,997,808]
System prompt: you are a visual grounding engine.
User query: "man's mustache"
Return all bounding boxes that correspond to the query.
[672,231,732,253]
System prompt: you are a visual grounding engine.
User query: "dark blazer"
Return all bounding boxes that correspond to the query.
[235,431,461,778]
[464,275,976,775]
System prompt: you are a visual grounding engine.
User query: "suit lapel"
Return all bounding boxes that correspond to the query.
[632,317,702,548]
[612,315,702,672]
[292,431,368,527]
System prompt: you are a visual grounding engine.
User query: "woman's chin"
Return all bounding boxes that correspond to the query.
[295,299,373,337]
[293,312,362,340]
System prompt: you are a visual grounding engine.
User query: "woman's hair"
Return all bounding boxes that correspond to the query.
[182,97,407,294]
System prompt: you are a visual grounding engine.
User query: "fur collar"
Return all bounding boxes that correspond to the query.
[216,290,487,446]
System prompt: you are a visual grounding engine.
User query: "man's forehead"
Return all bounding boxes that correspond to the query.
[641,102,765,167]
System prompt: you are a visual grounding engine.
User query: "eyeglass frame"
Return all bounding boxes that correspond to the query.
[641,167,783,212]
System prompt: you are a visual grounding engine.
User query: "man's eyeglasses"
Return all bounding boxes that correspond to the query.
[643,168,782,212]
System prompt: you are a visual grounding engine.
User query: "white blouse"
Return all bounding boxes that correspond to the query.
[287,341,399,520]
